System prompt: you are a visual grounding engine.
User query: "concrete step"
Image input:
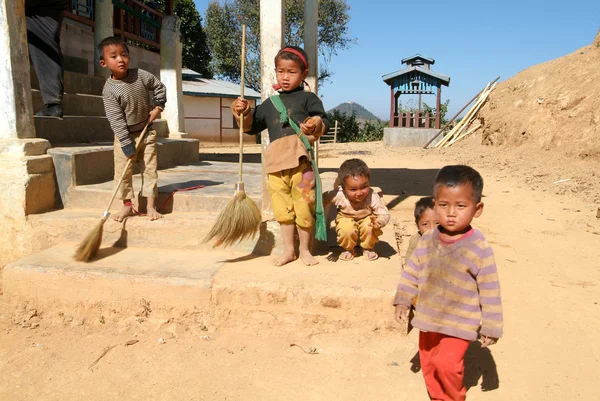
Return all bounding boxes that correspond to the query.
[34,116,169,145]
[32,89,105,117]
[31,69,105,96]
[48,138,200,207]
[26,209,264,254]
[64,161,265,212]
[2,235,403,334]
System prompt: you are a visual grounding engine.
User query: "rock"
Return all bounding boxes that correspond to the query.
[158,337,166,344]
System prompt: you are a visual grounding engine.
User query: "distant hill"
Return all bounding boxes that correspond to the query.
[328,102,379,122]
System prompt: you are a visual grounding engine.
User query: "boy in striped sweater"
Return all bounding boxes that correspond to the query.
[394,165,503,401]
[99,37,166,221]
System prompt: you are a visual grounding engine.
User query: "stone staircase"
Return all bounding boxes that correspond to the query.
[1,69,402,336]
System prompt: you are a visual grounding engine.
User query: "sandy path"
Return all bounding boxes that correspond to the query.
[1,142,599,401]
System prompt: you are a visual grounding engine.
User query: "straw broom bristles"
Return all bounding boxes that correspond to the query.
[73,215,109,262]
[204,188,261,247]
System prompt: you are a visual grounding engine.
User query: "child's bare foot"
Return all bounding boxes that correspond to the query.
[273,249,297,266]
[339,250,356,261]
[146,197,163,221]
[300,249,319,266]
[113,203,135,222]
[363,249,379,261]
[147,207,163,221]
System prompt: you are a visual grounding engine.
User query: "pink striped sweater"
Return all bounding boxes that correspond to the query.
[394,227,503,341]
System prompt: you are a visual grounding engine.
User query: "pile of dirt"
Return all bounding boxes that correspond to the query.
[478,30,600,159]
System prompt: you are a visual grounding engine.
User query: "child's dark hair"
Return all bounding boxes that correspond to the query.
[434,165,484,202]
[338,159,370,187]
[274,46,308,70]
[97,36,129,61]
[414,196,435,225]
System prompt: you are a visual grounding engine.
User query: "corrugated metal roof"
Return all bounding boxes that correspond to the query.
[181,69,261,99]
[382,66,450,85]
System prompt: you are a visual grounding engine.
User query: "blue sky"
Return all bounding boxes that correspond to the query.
[193,0,599,118]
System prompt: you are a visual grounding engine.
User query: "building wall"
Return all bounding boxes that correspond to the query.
[184,95,257,145]
[60,19,160,76]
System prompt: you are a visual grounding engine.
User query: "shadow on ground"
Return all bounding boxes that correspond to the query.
[198,150,440,211]
[319,167,439,211]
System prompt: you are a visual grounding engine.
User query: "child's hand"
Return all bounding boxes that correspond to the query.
[300,119,316,135]
[148,107,161,124]
[394,305,410,324]
[305,134,317,144]
[370,215,381,229]
[479,335,498,348]
[233,97,250,115]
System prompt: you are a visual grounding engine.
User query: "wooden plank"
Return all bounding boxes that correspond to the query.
[64,13,95,27]
[122,31,160,49]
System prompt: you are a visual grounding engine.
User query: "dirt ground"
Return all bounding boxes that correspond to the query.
[1,140,599,401]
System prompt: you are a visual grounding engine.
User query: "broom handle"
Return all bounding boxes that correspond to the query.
[102,122,151,217]
[238,25,246,184]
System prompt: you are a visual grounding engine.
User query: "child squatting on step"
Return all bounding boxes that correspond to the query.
[98,36,166,222]
[394,165,503,401]
[231,46,329,266]
[323,158,390,261]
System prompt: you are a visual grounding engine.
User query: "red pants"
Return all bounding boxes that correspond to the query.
[419,331,470,401]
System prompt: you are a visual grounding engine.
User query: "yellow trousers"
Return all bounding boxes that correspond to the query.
[113,129,158,200]
[335,214,382,251]
[268,158,315,228]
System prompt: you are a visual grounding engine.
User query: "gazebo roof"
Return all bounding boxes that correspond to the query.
[401,54,435,65]
[382,66,450,86]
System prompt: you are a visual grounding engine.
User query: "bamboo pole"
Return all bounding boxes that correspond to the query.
[435,82,496,148]
[424,76,500,149]
[444,123,482,147]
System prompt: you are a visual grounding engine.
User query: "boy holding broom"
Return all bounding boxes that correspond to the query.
[231,46,329,266]
[99,36,166,221]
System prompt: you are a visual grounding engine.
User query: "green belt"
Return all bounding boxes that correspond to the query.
[270,94,327,241]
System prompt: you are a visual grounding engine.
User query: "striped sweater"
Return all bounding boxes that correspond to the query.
[102,68,166,157]
[394,227,503,341]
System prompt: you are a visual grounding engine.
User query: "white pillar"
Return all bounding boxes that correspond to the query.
[303,0,319,162]
[259,0,284,217]
[0,0,54,224]
[160,15,186,137]
[94,0,114,78]
[0,0,35,139]
[303,0,318,95]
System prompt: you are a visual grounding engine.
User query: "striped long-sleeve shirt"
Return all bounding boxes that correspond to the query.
[102,68,166,157]
[394,227,503,341]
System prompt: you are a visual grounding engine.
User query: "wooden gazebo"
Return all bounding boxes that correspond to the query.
[382,54,450,129]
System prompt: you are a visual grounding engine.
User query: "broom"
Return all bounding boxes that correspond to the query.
[73,122,151,262]
[204,25,261,247]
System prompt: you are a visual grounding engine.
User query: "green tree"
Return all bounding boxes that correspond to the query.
[205,0,353,90]
[174,0,213,77]
[422,99,450,125]
[327,110,387,143]
[147,0,212,77]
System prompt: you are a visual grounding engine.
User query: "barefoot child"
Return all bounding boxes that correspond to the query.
[323,159,390,261]
[394,165,503,401]
[98,36,166,222]
[404,196,438,264]
[231,46,328,266]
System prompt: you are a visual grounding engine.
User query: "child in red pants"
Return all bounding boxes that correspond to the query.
[394,165,503,401]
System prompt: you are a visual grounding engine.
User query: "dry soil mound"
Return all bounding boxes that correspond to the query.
[478,30,600,158]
